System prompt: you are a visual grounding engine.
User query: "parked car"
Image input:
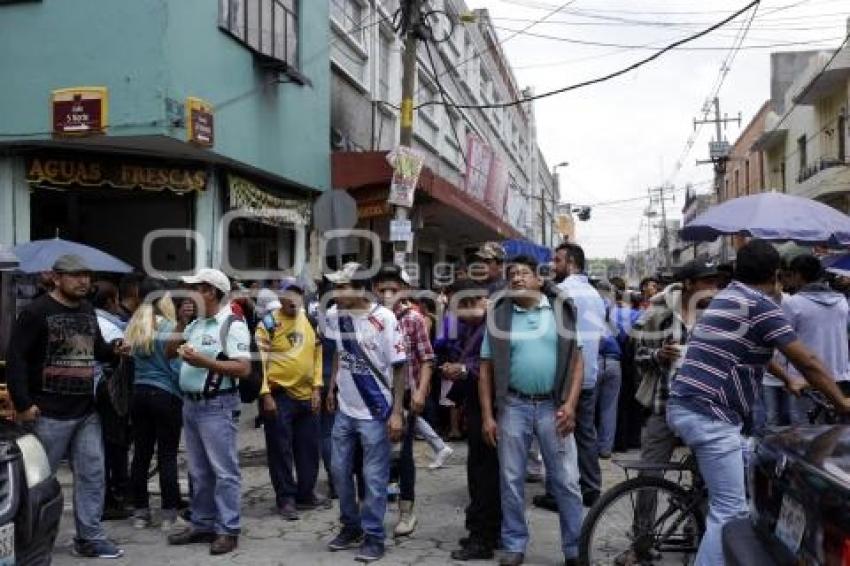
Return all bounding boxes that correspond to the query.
[724,423,850,565]
[0,417,63,565]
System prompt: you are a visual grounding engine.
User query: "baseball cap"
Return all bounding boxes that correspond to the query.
[181,268,232,294]
[474,241,505,262]
[676,259,720,282]
[324,262,363,285]
[255,288,282,317]
[52,254,92,273]
[279,276,305,294]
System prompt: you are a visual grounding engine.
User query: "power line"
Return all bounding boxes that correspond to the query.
[416,0,761,111]
[414,0,578,101]
[489,25,841,51]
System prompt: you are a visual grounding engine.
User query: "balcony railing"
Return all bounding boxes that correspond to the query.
[797,156,847,183]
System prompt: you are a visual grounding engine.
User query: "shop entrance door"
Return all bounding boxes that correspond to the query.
[30,187,195,272]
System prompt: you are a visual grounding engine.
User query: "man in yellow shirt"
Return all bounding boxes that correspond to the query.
[256,279,324,521]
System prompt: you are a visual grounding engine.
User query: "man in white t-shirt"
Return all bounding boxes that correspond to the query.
[324,263,407,563]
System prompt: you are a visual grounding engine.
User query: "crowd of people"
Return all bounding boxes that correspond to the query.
[5,238,850,565]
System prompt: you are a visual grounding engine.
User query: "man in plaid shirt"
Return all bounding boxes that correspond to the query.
[373,265,435,538]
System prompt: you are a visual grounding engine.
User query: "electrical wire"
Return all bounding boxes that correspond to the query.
[489,25,841,51]
[414,0,578,101]
[416,0,761,111]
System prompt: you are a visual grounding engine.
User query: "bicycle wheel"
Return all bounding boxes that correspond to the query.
[579,475,705,566]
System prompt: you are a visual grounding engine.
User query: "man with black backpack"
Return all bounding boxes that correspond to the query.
[165,268,252,556]
[255,278,326,521]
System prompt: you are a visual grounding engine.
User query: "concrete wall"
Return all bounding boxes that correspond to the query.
[0,0,330,191]
[722,102,770,201]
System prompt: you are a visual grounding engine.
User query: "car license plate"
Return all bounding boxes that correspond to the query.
[0,522,14,566]
[775,495,806,555]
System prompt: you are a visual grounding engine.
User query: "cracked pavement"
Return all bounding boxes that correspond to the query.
[51,404,629,565]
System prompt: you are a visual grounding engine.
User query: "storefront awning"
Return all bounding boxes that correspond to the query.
[331,151,521,240]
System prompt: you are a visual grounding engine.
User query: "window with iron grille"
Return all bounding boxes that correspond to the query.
[219,0,299,69]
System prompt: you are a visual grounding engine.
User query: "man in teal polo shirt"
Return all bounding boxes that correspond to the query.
[479,255,585,566]
[165,268,251,556]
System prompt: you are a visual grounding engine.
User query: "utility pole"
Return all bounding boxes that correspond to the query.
[694,96,741,262]
[648,185,675,271]
[694,96,741,188]
[395,0,423,265]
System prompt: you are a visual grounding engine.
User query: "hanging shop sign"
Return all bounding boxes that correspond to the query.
[52,87,108,135]
[186,97,214,147]
[386,146,425,208]
[228,175,312,227]
[26,156,207,193]
[357,199,391,219]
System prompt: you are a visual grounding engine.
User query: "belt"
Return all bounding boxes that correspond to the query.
[183,388,238,402]
[508,387,554,402]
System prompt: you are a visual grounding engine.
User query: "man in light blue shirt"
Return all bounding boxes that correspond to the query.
[552,242,606,508]
[165,268,251,556]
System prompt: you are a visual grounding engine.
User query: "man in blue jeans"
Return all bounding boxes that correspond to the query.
[324,263,407,563]
[479,255,585,566]
[668,240,850,566]
[7,254,128,559]
[166,268,252,556]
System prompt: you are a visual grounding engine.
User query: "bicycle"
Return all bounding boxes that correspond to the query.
[579,453,706,566]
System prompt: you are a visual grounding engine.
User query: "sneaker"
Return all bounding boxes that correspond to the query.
[210,534,238,555]
[132,515,151,530]
[328,527,365,551]
[393,501,417,537]
[428,446,454,469]
[355,536,385,563]
[72,539,125,559]
[499,551,524,566]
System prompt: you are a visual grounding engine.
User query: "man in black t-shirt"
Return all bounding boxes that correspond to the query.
[7,254,128,559]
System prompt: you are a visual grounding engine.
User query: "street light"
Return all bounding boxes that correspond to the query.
[549,162,569,246]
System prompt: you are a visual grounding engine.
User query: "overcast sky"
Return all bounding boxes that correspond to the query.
[465,0,849,258]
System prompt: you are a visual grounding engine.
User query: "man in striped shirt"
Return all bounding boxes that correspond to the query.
[667,239,850,566]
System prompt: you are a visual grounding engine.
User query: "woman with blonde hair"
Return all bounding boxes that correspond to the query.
[124,278,184,532]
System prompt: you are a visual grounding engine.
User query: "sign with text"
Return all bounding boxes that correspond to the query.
[52,87,108,135]
[186,97,214,147]
[464,134,493,202]
[26,156,207,193]
[389,219,412,242]
[386,146,425,208]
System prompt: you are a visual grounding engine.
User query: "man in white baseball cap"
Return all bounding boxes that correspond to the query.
[180,268,232,296]
[166,268,250,555]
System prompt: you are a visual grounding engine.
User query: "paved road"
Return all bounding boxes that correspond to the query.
[52,405,636,566]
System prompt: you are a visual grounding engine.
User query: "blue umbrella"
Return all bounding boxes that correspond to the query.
[680,192,850,246]
[12,238,133,273]
[823,253,850,277]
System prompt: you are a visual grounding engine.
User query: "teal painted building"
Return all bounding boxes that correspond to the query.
[0,0,329,273]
